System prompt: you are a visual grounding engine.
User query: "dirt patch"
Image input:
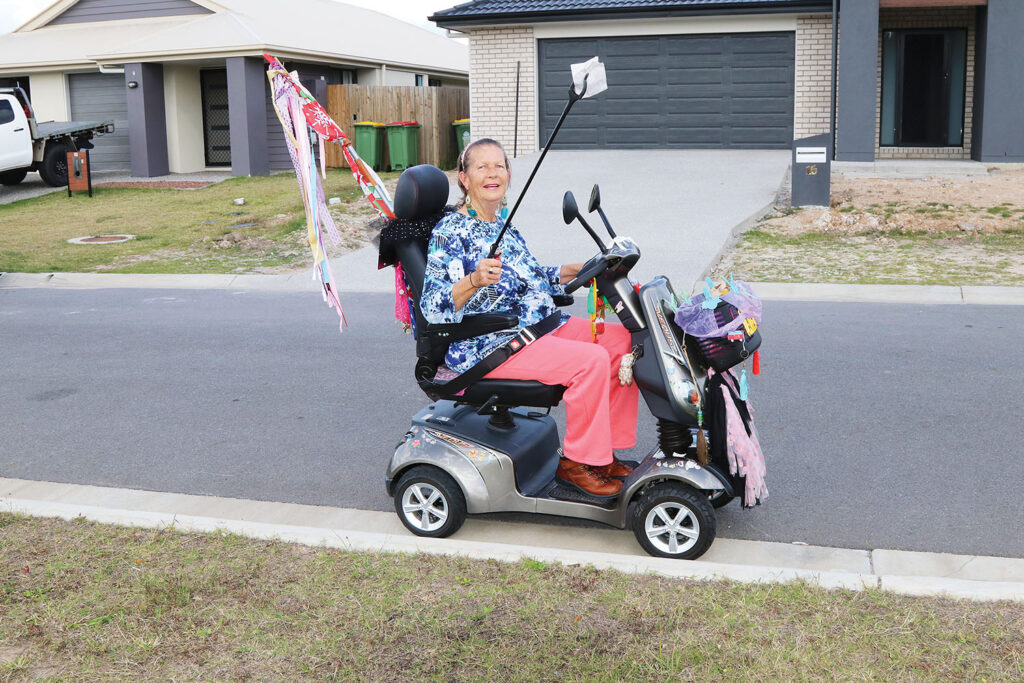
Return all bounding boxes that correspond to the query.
[713,169,1024,286]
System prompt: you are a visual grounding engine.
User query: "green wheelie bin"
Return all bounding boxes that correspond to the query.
[386,121,421,171]
[353,121,386,170]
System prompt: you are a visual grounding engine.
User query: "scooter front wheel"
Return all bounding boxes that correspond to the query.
[394,465,467,538]
[631,483,716,560]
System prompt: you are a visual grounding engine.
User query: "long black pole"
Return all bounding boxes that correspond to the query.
[513,61,521,158]
[488,78,587,258]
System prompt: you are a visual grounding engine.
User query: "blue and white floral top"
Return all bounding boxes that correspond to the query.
[421,212,568,373]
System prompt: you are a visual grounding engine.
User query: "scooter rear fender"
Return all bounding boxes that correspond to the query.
[387,431,494,514]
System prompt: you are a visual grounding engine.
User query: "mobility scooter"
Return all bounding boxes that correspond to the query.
[384,164,740,560]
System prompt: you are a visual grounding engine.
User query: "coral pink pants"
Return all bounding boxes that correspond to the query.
[485,317,639,466]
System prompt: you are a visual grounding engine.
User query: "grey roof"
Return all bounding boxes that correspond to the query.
[431,0,832,25]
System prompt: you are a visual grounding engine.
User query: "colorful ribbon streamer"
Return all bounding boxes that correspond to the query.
[264,54,410,332]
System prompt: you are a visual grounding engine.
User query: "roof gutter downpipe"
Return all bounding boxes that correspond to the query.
[830,0,838,159]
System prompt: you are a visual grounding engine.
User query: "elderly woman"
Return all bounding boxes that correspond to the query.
[421,138,639,497]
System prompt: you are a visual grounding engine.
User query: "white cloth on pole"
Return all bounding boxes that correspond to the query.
[571,56,608,98]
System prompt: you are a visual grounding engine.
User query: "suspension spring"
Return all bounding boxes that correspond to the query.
[657,419,693,457]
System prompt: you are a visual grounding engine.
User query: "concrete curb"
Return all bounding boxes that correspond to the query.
[6,272,1022,306]
[2,478,1021,603]
[0,271,319,292]
[750,282,1024,305]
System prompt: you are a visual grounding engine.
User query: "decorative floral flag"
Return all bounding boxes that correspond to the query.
[264,54,412,331]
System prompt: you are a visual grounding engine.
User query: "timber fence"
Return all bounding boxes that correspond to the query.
[325,85,469,170]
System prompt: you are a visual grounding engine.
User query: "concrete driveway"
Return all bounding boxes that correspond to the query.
[334,149,790,294]
[0,171,58,204]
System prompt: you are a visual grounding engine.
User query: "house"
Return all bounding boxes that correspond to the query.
[0,0,469,177]
[430,0,1024,163]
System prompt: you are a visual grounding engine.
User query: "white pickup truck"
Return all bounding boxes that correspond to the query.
[0,87,115,188]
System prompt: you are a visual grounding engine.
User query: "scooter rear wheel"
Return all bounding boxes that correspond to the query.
[394,465,467,538]
[631,482,715,560]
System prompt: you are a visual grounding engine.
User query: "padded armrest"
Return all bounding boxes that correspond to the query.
[552,294,574,307]
[423,313,519,344]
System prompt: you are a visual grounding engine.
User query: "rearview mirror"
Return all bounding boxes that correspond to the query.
[562,191,579,225]
[588,184,601,213]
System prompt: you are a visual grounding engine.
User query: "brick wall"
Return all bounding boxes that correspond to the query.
[467,26,537,156]
[794,14,833,139]
[875,7,976,160]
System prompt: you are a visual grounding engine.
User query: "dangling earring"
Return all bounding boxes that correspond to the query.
[466,195,477,218]
[499,195,509,221]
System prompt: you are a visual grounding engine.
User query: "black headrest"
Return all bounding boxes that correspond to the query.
[394,164,450,220]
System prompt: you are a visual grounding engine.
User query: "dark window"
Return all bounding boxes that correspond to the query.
[415,74,424,86]
[0,100,15,125]
[428,77,442,87]
[880,28,967,147]
[0,77,30,101]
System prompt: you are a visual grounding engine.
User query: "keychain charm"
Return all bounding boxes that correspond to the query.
[618,350,636,386]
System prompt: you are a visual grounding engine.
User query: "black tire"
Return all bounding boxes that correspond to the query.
[710,490,736,509]
[39,142,69,187]
[0,169,27,186]
[393,465,467,538]
[631,482,716,560]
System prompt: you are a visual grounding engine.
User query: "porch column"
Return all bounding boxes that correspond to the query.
[125,63,169,177]
[226,56,269,176]
[835,0,879,161]
[973,0,1024,162]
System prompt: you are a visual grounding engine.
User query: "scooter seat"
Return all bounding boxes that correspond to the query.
[442,378,565,408]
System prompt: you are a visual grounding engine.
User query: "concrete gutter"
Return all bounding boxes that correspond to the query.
[3,477,1021,603]
[0,271,319,292]
[750,282,1024,306]
[4,272,1022,306]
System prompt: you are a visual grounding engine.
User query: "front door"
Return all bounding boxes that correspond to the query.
[200,69,231,167]
[880,28,967,148]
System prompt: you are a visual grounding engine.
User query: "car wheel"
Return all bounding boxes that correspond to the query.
[39,142,69,187]
[393,465,467,538]
[631,482,716,560]
[0,169,28,186]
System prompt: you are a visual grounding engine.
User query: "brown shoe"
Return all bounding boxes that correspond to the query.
[557,458,622,498]
[595,459,633,478]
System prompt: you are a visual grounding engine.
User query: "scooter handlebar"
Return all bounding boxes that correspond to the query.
[564,252,618,294]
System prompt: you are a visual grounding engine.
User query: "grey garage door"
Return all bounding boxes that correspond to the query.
[538,32,794,149]
[69,72,130,170]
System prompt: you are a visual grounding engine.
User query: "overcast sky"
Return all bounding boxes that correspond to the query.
[0,0,459,35]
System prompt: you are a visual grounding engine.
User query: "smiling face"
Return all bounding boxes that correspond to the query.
[458,142,510,219]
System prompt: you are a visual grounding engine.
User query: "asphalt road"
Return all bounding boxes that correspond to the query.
[2,288,1021,558]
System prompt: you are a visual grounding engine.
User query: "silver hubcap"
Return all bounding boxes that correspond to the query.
[401,483,448,533]
[644,501,700,555]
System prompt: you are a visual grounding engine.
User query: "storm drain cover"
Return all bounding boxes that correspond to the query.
[67,235,135,245]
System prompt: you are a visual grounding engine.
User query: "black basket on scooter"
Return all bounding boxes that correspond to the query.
[692,301,761,372]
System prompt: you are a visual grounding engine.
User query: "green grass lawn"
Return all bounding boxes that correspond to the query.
[1,513,1021,681]
[0,171,393,274]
